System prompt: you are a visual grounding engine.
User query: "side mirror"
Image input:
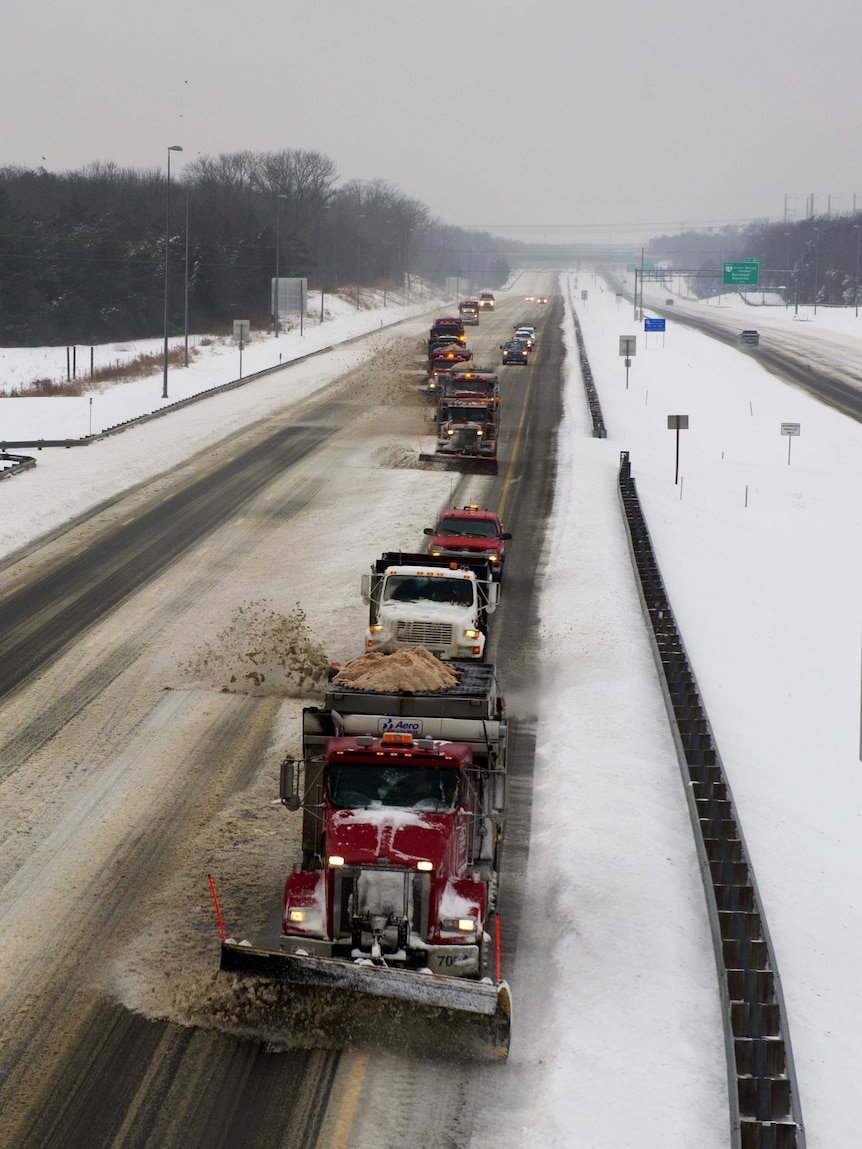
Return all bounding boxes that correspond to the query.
[485,581,500,613]
[502,532,512,540]
[423,527,433,536]
[279,755,302,811]
[360,572,370,603]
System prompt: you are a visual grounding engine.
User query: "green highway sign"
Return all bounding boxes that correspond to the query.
[723,259,759,286]
[627,262,655,272]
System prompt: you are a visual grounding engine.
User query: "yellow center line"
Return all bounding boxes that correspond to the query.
[497,351,540,523]
[317,1051,370,1149]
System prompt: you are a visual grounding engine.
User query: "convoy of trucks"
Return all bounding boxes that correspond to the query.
[217,290,517,1059]
[421,306,508,472]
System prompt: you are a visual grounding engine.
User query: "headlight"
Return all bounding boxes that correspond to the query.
[417,860,433,872]
[328,855,345,867]
[487,553,498,562]
[464,629,481,640]
[368,624,384,633]
[288,909,306,923]
[442,918,477,932]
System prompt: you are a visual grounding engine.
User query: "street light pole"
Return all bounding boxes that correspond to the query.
[383,218,392,307]
[812,226,819,316]
[162,145,183,399]
[274,193,289,337]
[183,187,190,367]
[355,214,364,310]
[854,224,861,318]
[784,231,790,309]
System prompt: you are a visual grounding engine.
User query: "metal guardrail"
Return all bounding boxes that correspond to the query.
[617,450,806,1149]
[0,308,426,456]
[0,452,37,479]
[0,344,337,452]
[568,294,607,438]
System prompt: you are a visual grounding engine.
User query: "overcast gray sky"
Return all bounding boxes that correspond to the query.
[5,0,859,242]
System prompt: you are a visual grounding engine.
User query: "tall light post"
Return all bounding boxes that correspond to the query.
[854,224,861,318]
[355,213,364,310]
[162,146,183,399]
[274,193,289,336]
[317,203,331,324]
[812,226,820,316]
[784,231,791,309]
[183,187,190,366]
[383,218,392,307]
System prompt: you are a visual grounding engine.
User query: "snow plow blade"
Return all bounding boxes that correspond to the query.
[220,941,511,1060]
[418,452,499,476]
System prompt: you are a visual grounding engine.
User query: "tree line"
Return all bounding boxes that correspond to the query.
[0,150,513,345]
[647,214,862,307]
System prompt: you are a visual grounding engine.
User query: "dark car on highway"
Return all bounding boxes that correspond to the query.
[501,340,529,365]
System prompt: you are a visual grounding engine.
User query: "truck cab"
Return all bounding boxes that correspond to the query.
[424,505,511,580]
[430,318,466,346]
[281,732,492,975]
[441,368,499,402]
[428,345,473,389]
[362,553,499,660]
[459,300,480,326]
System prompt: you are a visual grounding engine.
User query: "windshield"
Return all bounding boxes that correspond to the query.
[383,575,474,605]
[445,406,489,423]
[438,517,498,539]
[328,762,460,811]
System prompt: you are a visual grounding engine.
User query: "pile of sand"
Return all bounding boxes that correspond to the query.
[452,363,493,375]
[331,648,459,692]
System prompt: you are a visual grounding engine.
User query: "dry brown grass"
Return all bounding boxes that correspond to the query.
[0,346,196,398]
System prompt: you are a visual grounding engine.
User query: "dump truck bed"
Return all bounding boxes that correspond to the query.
[323,659,500,719]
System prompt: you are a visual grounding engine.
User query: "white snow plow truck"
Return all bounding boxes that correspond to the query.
[361,552,499,660]
[219,655,512,1059]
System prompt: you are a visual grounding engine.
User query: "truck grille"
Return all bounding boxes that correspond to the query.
[396,621,454,646]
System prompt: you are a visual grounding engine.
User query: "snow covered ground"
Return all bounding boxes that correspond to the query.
[542,274,861,1148]
[0,276,859,1148]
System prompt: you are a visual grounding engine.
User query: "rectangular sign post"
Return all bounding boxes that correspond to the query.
[644,316,666,348]
[619,336,636,389]
[272,277,308,336]
[667,414,689,484]
[723,259,760,286]
[781,421,801,465]
[233,319,250,380]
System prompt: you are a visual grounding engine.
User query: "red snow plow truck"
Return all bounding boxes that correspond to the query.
[218,655,512,1059]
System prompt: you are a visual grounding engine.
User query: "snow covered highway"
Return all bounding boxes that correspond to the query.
[0,274,858,1147]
